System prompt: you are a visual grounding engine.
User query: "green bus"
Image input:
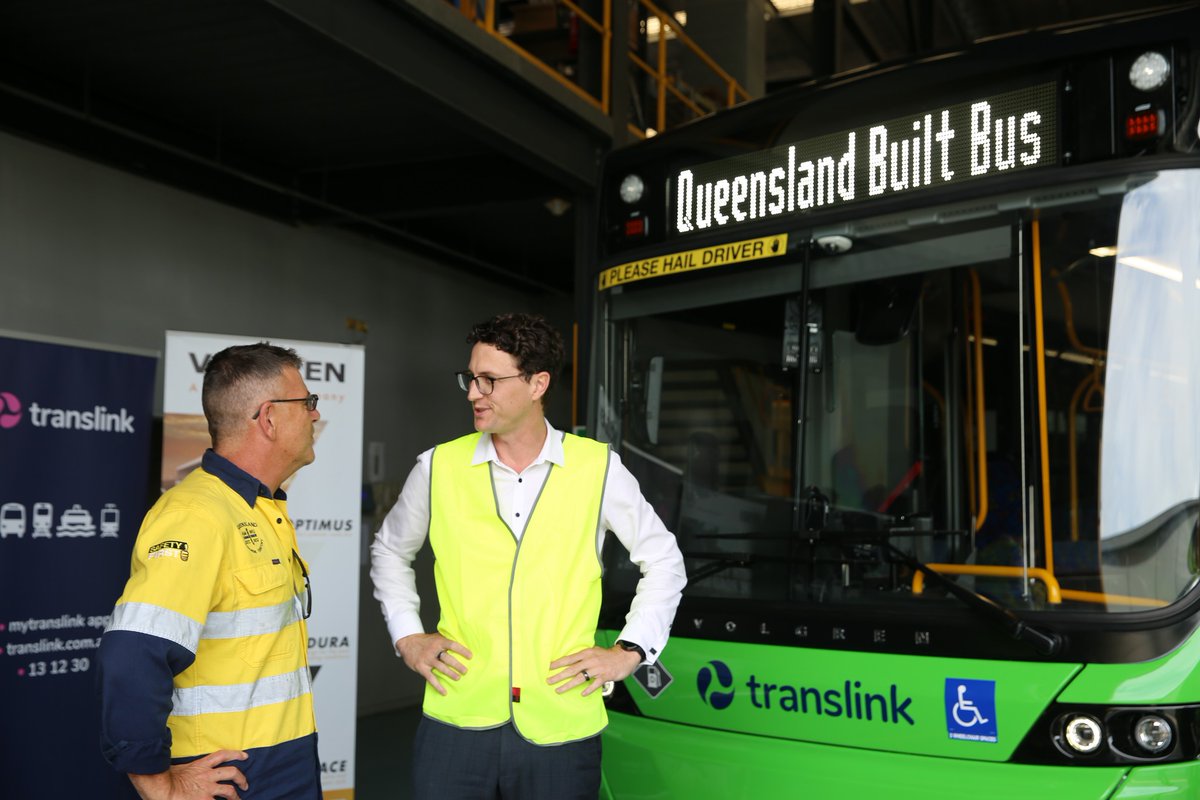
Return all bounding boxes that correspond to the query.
[592,4,1200,797]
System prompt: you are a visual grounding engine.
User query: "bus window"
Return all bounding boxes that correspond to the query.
[601,170,1200,617]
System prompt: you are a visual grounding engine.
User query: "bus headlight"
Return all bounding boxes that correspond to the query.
[1129,51,1170,92]
[1133,715,1173,754]
[619,174,645,204]
[1063,715,1104,754]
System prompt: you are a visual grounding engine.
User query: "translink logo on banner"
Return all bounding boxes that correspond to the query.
[0,391,136,433]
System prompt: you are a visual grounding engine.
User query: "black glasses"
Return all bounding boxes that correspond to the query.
[294,549,312,620]
[456,371,523,395]
[251,393,319,420]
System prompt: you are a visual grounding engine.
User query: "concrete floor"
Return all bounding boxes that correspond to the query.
[355,705,422,799]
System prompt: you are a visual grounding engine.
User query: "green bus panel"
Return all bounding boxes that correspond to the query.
[1058,633,1200,705]
[614,636,1080,761]
[599,713,1127,800]
[1111,762,1200,798]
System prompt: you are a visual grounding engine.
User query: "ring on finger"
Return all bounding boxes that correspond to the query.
[582,669,592,681]
[436,649,446,663]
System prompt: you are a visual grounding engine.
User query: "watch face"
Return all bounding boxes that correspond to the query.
[1130,51,1170,92]
[619,174,645,204]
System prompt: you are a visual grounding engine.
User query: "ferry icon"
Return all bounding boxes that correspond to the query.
[56,504,97,537]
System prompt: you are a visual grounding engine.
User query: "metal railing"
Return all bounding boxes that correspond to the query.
[628,0,751,137]
[447,0,750,136]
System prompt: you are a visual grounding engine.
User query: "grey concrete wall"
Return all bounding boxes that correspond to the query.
[0,130,573,714]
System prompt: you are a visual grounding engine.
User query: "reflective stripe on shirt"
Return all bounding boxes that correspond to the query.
[108,601,204,653]
[171,665,312,717]
[202,597,301,640]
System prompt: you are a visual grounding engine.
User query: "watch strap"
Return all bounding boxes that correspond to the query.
[615,639,647,661]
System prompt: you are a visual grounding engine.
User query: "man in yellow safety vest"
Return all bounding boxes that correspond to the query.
[371,312,686,799]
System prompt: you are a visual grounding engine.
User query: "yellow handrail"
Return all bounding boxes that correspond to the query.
[967,270,989,531]
[1054,274,1106,542]
[911,565,1168,608]
[1031,218,1055,574]
[1059,588,1167,608]
[911,563,1063,604]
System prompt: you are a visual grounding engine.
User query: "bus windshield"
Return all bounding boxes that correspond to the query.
[599,167,1200,617]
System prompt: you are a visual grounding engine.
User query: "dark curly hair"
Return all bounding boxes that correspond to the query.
[467,313,565,401]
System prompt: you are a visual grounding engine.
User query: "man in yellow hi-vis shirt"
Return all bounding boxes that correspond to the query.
[371,312,686,799]
[98,343,323,800]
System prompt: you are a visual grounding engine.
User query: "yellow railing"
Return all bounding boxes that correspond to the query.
[627,0,751,137]
[447,0,749,137]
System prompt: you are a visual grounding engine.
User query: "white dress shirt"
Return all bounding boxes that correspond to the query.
[369,420,686,664]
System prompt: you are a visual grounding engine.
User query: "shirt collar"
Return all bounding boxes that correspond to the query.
[201,448,285,508]
[471,419,565,469]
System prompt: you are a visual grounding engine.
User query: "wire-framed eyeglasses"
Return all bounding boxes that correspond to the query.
[294,548,312,620]
[251,393,319,420]
[455,371,523,395]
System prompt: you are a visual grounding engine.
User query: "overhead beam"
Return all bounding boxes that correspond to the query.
[260,0,606,190]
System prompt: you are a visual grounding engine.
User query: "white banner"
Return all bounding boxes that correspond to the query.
[163,331,363,800]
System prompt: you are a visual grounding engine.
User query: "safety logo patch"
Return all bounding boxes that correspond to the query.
[148,539,189,561]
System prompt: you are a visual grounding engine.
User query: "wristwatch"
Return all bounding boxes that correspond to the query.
[615,639,646,662]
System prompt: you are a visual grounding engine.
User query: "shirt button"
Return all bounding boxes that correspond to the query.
[277,518,283,523]
[515,512,520,517]
[518,478,523,483]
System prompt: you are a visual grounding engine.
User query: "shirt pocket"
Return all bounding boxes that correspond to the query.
[232,562,300,667]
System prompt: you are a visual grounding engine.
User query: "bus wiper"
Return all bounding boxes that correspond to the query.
[881,542,1063,657]
[684,553,754,583]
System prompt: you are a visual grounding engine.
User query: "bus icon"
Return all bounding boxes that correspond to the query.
[1,502,25,537]
[100,503,120,537]
[32,502,53,537]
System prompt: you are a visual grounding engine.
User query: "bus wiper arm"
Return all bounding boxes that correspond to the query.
[882,542,1063,657]
[682,552,754,584]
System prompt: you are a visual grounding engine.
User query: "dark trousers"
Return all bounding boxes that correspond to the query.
[412,717,601,800]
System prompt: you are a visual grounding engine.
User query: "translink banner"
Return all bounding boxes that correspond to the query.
[0,332,157,799]
[164,331,365,800]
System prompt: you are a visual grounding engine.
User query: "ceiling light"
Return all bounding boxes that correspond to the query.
[1089,246,1117,258]
[544,197,571,217]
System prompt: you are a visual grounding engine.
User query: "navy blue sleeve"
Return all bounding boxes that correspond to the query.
[97,629,196,775]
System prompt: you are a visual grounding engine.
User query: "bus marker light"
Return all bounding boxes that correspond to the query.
[1133,715,1173,754]
[1063,715,1103,753]
[620,174,645,204]
[625,217,646,237]
[1125,110,1162,140]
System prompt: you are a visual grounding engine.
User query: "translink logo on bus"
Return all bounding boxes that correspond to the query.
[674,82,1057,235]
[697,660,914,725]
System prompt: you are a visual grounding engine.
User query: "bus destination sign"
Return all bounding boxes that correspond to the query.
[673,82,1058,236]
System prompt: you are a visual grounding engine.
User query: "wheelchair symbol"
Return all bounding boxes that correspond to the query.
[951,683,989,728]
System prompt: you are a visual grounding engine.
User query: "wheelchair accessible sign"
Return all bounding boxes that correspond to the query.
[944,678,998,742]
